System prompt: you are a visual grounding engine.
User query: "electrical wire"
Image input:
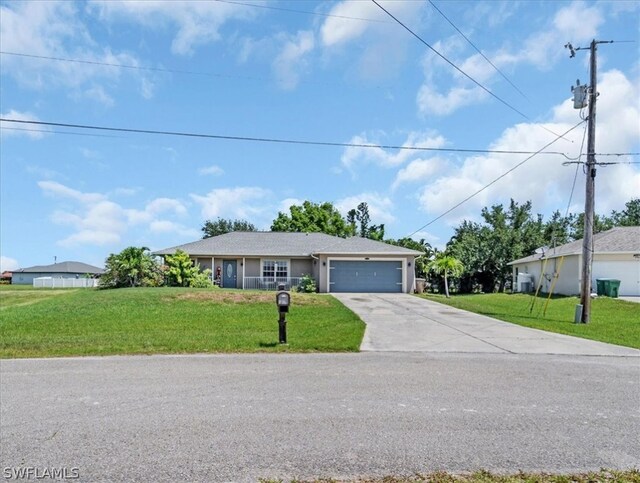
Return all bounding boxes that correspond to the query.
[0,50,378,89]
[427,0,528,100]
[0,126,121,138]
[372,1,527,120]
[0,118,573,156]
[3,121,636,160]
[213,0,390,23]
[372,0,571,142]
[565,122,588,218]
[405,120,586,238]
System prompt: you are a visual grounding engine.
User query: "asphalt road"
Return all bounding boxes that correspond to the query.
[1,353,639,482]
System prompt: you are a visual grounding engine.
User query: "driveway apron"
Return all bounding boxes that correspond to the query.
[332,293,640,356]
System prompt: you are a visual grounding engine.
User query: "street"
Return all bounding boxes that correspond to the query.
[1,353,638,482]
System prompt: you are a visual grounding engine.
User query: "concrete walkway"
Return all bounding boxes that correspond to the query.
[332,293,640,356]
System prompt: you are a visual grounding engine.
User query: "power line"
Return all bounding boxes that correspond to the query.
[406,120,586,238]
[565,122,588,218]
[371,1,529,119]
[0,50,373,89]
[0,126,121,138]
[3,120,636,159]
[0,118,576,156]
[0,51,265,81]
[213,0,390,23]
[372,0,571,142]
[427,0,528,100]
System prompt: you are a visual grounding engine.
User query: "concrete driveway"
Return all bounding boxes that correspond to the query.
[332,293,640,356]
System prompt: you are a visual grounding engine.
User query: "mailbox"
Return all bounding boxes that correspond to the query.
[277,291,290,313]
[276,285,290,344]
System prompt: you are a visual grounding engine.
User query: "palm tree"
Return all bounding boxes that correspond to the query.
[428,255,464,298]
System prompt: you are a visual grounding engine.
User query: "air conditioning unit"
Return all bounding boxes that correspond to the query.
[517,273,534,293]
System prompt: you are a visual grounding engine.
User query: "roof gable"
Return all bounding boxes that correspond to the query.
[154,232,422,257]
[509,226,640,265]
[15,261,104,274]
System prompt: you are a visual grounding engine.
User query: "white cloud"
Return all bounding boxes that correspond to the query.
[392,158,444,191]
[415,69,640,222]
[198,165,225,176]
[415,1,605,116]
[417,84,485,116]
[0,256,20,272]
[341,131,447,172]
[145,198,188,217]
[0,1,152,101]
[335,193,395,224]
[190,187,271,220]
[279,198,304,213]
[39,180,106,203]
[320,2,384,47]
[90,0,258,55]
[272,30,315,90]
[38,181,191,247]
[0,110,48,139]
[520,1,603,69]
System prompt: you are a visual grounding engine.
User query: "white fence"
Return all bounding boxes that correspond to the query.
[33,277,98,288]
[243,277,307,291]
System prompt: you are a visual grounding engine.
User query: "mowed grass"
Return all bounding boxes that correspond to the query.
[263,468,640,482]
[0,286,365,358]
[421,292,640,349]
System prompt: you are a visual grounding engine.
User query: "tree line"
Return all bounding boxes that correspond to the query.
[101,197,638,292]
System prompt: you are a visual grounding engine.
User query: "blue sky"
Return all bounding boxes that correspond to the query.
[1,0,639,271]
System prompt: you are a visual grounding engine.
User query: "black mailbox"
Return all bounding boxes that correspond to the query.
[276,285,290,344]
[277,291,290,313]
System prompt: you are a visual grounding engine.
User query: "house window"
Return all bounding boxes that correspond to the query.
[262,260,289,280]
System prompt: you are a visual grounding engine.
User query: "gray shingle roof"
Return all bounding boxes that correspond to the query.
[14,261,104,274]
[154,232,422,257]
[509,226,640,265]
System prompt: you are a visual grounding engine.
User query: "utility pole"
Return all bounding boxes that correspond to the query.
[566,39,613,323]
[580,39,597,323]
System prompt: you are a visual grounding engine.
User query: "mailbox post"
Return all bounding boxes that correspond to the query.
[276,283,290,344]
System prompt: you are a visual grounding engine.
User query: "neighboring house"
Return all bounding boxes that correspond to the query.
[1,271,12,284]
[154,232,422,293]
[508,226,640,296]
[11,261,105,285]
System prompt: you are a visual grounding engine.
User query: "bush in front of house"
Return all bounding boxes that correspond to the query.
[297,274,317,293]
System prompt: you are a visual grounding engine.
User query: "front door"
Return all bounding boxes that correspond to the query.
[222,260,237,288]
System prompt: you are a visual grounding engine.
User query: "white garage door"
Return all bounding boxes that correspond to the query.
[592,260,640,296]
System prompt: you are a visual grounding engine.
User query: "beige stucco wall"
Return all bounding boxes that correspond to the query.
[512,253,639,296]
[291,259,313,278]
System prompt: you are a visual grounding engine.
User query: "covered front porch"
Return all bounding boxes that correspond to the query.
[192,256,317,290]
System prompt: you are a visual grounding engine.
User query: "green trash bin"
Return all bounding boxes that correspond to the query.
[607,279,621,298]
[596,279,606,296]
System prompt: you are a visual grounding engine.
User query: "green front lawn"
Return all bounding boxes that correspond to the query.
[420,293,640,349]
[0,286,365,358]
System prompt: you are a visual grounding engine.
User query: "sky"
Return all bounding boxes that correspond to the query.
[1,0,639,272]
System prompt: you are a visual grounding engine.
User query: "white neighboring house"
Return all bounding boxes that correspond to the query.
[508,226,640,297]
[12,261,104,286]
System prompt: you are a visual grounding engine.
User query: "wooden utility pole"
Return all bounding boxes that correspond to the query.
[579,39,598,323]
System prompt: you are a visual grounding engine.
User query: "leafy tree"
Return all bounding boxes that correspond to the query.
[427,255,464,298]
[569,212,615,240]
[385,237,433,278]
[271,201,352,237]
[202,218,256,239]
[165,249,212,288]
[346,202,385,240]
[100,246,162,289]
[542,210,573,247]
[610,198,640,227]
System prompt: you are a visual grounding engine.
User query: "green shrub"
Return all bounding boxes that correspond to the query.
[297,274,317,293]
